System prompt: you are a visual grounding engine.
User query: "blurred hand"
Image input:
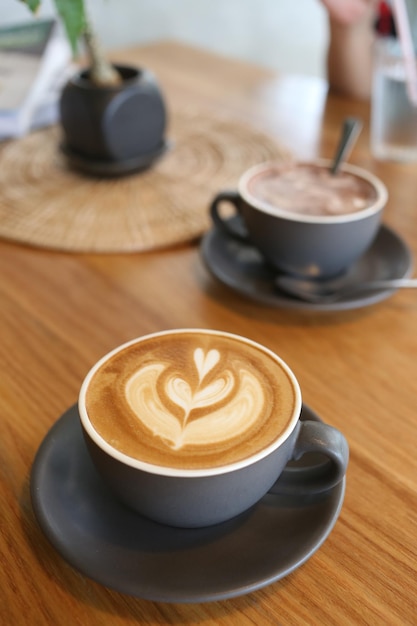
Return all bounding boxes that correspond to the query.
[320,0,376,25]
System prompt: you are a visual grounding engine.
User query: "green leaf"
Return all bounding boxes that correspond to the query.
[52,0,86,54]
[19,0,42,13]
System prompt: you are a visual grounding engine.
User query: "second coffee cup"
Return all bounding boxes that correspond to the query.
[210,159,388,279]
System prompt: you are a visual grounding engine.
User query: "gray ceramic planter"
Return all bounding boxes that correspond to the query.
[59,65,168,176]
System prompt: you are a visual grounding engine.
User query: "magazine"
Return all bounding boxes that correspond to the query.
[0,19,71,139]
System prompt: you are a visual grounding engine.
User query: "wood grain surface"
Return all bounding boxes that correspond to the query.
[1,41,416,625]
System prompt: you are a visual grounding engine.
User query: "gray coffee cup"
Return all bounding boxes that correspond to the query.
[78,329,349,528]
[210,159,388,279]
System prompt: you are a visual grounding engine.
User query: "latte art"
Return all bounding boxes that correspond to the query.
[85,331,297,469]
[125,348,264,450]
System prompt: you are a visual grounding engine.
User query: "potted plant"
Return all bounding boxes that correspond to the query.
[21,0,168,176]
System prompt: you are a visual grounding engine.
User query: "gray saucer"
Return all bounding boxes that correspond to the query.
[201,219,412,312]
[60,140,170,177]
[30,404,345,603]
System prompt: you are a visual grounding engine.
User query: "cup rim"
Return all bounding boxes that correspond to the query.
[239,158,388,223]
[78,328,302,478]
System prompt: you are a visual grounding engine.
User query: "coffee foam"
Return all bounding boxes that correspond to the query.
[85,332,297,470]
[247,163,378,217]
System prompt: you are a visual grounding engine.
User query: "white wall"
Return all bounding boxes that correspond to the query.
[3,0,328,77]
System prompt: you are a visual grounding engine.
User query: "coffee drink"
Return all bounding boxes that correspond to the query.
[79,329,348,528]
[85,330,297,470]
[247,163,378,217]
[211,159,387,279]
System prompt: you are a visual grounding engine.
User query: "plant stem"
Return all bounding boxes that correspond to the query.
[83,22,122,86]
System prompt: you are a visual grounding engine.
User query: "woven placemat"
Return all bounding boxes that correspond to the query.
[0,108,291,253]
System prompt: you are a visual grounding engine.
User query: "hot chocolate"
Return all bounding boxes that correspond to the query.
[247,163,378,217]
[84,330,297,470]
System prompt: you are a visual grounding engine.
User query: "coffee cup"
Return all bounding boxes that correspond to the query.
[78,329,349,528]
[210,159,388,279]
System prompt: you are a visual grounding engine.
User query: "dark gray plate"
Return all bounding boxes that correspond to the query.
[200,220,413,312]
[30,404,345,603]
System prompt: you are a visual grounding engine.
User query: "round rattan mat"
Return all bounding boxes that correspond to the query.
[0,107,291,253]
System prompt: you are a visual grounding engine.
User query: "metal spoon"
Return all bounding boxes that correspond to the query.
[275,275,417,303]
[330,117,363,174]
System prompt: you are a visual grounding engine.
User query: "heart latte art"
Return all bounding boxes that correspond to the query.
[125,347,264,451]
[85,332,297,469]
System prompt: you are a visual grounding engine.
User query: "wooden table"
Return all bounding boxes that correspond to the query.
[2,41,417,625]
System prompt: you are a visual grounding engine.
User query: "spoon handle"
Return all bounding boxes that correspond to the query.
[331,117,363,175]
[364,278,417,289]
[275,276,417,304]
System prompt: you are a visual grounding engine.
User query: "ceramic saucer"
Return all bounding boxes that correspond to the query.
[200,218,413,312]
[60,140,170,177]
[31,404,345,603]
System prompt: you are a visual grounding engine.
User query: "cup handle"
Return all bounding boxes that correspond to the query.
[209,191,249,241]
[270,420,349,496]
